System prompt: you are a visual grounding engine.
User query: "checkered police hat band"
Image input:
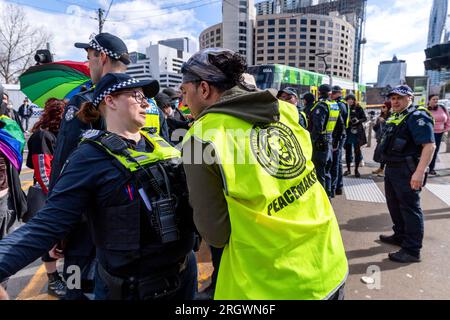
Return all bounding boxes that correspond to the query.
[90,40,121,60]
[93,78,140,107]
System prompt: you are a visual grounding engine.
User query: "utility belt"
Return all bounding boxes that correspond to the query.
[386,156,429,187]
[314,134,332,151]
[97,255,189,300]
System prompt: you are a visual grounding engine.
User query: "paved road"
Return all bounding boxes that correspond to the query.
[6,136,450,300]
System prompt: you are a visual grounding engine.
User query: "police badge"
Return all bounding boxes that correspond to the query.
[65,106,77,121]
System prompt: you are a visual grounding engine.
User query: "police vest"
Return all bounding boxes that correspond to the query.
[380,105,433,162]
[81,130,184,249]
[145,98,161,135]
[336,97,350,128]
[311,99,341,134]
[299,110,308,128]
[183,100,348,300]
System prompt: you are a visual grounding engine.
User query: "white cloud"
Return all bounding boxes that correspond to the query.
[0,0,206,63]
[362,0,433,84]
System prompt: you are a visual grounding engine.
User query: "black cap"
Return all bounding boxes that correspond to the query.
[154,93,172,108]
[92,73,159,108]
[318,84,332,93]
[279,87,298,98]
[332,85,342,93]
[162,88,181,100]
[75,33,130,65]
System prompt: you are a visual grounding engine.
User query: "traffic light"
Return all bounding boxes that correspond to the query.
[34,49,53,65]
[424,42,450,71]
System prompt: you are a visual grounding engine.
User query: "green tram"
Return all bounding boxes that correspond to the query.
[247,64,367,106]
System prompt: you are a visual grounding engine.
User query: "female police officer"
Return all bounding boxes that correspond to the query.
[0,73,197,300]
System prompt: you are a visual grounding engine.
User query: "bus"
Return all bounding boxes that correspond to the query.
[247,64,367,106]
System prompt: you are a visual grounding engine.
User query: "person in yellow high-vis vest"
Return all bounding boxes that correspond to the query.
[180,48,348,300]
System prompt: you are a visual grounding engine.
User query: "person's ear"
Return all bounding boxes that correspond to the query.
[199,81,211,99]
[104,95,118,110]
[100,51,108,66]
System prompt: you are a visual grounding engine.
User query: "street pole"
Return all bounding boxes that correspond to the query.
[98,8,105,33]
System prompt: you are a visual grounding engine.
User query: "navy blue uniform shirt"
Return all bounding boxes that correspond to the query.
[0,135,194,281]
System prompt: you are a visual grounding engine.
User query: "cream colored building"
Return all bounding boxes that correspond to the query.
[254,12,355,79]
[199,23,223,49]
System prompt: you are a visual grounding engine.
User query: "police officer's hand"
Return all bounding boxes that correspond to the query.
[48,244,64,260]
[0,285,8,300]
[411,170,425,190]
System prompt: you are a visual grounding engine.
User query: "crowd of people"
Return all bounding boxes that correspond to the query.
[0,31,448,301]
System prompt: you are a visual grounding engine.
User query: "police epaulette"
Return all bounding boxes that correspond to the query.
[81,129,105,141]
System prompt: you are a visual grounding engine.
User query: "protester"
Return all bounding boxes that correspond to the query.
[372,101,392,176]
[26,98,67,298]
[277,87,308,129]
[2,92,24,132]
[181,48,348,299]
[427,94,450,175]
[18,98,33,132]
[343,94,367,178]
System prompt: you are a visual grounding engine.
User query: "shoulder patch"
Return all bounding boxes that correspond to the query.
[413,111,421,116]
[416,119,426,127]
[65,106,78,122]
[82,129,102,139]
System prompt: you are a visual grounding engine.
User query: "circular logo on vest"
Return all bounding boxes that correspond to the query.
[250,122,306,179]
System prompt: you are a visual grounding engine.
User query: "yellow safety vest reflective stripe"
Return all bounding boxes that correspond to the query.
[183,100,348,300]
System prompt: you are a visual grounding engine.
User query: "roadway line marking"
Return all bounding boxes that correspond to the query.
[426,184,450,206]
[343,177,386,203]
[21,180,34,190]
[16,264,48,300]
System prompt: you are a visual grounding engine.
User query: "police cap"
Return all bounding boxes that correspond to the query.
[332,85,342,93]
[75,33,131,65]
[318,84,332,93]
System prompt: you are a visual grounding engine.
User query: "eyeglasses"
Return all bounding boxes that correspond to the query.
[110,90,147,105]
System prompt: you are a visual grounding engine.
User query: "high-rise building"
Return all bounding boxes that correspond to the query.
[254,12,355,79]
[158,37,193,53]
[126,42,192,88]
[427,0,448,47]
[427,0,449,86]
[199,23,223,49]
[376,55,407,88]
[222,0,256,64]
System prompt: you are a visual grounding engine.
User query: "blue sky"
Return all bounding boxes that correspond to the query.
[0,0,439,83]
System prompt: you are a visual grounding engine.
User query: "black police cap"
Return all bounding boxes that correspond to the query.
[332,85,342,92]
[318,84,332,93]
[75,33,131,65]
[92,73,159,108]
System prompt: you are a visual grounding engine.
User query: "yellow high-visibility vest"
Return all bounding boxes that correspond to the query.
[183,100,348,300]
[311,100,341,134]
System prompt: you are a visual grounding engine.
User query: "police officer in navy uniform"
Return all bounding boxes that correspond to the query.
[379,85,436,263]
[47,33,132,300]
[307,84,342,197]
[330,86,350,197]
[277,87,308,129]
[0,73,197,300]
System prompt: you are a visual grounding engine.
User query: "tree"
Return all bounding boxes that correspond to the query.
[0,4,51,83]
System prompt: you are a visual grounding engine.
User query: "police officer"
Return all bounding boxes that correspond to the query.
[308,84,342,197]
[379,85,436,263]
[0,73,197,300]
[47,33,132,300]
[181,48,347,299]
[330,86,350,196]
[277,87,308,129]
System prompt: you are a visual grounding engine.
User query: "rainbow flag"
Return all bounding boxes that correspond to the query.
[178,101,191,115]
[0,115,25,171]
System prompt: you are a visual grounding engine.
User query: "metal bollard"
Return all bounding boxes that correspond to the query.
[445,132,450,153]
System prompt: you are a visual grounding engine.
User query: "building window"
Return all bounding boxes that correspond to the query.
[268,42,274,47]
[329,22,334,28]
[301,19,307,25]
[239,43,246,48]
[300,41,306,46]
[268,49,274,53]
[268,35,275,39]
[289,48,296,53]
[257,50,264,54]
[278,42,285,46]
[257,20,264,27]
[268,56,274,60]
[299,56,306,60]
[299,48,306,53]
[310,35,316,40]
[310,42,316,47]
[257,43,264,47]
[309,63,315,67]
[279,19,286,25]
[279,27,286,32]
[278,56,285,60]
[278,48,285,53]
[320,21,326,27]
[216,29,221,34]
[268,19,275,25]
[239,8,246,13]
[239,22,247,27]
[257,36,264,41]
[300,27,307,32]
[289,55,296,60]
[319,36,325,40]
[310,28,317,33]
[289,41,296,46]
[311,20,317,25]
[278,34,286,39]
[328,37,333,41]
[289,34,296,39]
[257,57,264,61]
[257,29,264,34]
[268,28,275,32]
[320,29,326,34]
[300,34,306,39]
[290,19,297,25]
